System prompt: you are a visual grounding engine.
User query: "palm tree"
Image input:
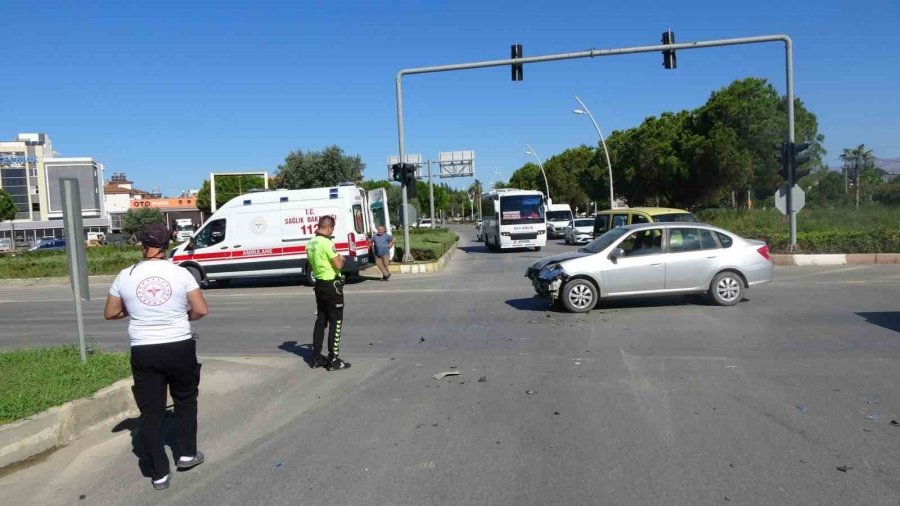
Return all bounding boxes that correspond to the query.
[840,144,875,207]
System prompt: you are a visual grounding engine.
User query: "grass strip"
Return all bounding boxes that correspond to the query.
[0,345,131,425]
[393,228,459,262]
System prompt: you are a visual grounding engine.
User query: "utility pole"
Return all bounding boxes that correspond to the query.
[427,160,435,223]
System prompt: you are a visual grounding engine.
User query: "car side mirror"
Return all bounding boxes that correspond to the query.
[609,248,625,262]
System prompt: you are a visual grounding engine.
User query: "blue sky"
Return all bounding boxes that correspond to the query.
[3,0,899,195]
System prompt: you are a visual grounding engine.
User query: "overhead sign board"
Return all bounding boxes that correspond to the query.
[438,151,475,178]
[131,198,199,209]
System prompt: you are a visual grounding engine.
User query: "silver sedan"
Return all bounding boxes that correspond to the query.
[525,223,774,313]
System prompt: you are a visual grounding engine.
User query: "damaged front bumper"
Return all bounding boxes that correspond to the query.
[525,268,568,303]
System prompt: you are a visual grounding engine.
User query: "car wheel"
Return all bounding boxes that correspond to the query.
[184,266,206,289]
[709,271,743,306]
[305,266,316,286]
[534,246,542,252]
[561,279,597,313]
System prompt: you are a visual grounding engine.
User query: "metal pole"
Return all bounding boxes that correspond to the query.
[574,95,614,208]
[428,160,435,222]
[785,37,797,250]
[209,172,216,213]
[395,74,414,262]
[525,143,550,200]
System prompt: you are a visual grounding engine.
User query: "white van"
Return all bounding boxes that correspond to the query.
[545,203,573,238]
[169,184,392,286]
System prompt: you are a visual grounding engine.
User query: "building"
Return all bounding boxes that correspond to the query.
[0,133,110,245]
[129,197,205,232]
[104,173,152,231]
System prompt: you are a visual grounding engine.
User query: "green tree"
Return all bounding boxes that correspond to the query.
[542,145,596,208]
[508,163,544,192]
[195,175,266,214]
[0,189,18,253]
[122,208,165,238]
[277,145,365,190]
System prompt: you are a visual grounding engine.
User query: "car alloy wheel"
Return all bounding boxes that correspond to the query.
[710,271,742,306]
[562,279,596,313]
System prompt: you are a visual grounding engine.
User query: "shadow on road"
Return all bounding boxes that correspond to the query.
[111,410,180,478]
[505,297,555,312]
[457,245,489,254]
[278,340,316,366]
[856,312,900,333]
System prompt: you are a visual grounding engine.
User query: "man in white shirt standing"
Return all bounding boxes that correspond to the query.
[104,223,209,490]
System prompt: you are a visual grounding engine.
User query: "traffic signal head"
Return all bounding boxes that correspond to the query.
[792,142,811,180]
[391,163,403,182]
[661,30,676,69]
[511,44,523,81]
[776,142,789,180]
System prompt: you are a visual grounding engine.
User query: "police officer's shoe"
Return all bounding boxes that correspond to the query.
[311,355,328,369]
[326,358,351,371]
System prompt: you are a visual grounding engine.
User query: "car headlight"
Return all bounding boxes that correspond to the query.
[539,263,564,279]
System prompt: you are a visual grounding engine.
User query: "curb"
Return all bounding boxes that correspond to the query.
[389,239,459,274]
[0,275,117,287]
[771,253,900,266]
[0,378,137,470]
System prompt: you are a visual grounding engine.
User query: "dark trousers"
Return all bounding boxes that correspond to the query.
[313,278,345,359]
[130,338,201,480]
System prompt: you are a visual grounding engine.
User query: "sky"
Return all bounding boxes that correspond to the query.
[3,0,899,195]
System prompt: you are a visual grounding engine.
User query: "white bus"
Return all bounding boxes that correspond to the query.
[481,189,547,251]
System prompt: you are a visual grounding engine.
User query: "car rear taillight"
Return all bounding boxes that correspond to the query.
[348,233,357,257]
[757,245,770,261]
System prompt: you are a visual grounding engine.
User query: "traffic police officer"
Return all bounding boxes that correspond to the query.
[308,215,351,370]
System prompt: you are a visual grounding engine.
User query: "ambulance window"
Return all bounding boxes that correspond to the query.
[352,205,364,234]
[194,219,226,248]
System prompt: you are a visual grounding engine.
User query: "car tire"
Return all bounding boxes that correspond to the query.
[709,271,743,306]
[561,279,597,313]
[304,266,317,286]
[534,246,542,252]
[184,266,206,289]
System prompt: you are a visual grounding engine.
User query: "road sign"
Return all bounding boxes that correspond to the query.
[774,184,805,215]
[438,151,475,178]
[61,178,90,363]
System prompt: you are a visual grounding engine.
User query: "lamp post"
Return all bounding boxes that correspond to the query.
[524,144,550,201]
[572,95,614,208]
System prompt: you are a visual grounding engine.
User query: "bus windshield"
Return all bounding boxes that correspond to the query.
[546,210,572,222]
[500,195,545,225]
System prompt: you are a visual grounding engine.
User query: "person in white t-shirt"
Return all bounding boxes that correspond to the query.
[104,223,209,490]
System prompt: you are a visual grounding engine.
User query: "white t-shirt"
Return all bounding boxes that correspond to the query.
[109,260,200,347]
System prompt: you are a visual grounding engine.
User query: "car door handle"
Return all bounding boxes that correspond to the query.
[650,263,663,266]
[706,255,718,259]
[220,246,229,250]
[233,244,242,248]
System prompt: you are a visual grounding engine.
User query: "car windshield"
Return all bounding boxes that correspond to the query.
[578,227,629,253]
[500,195,545,224]
[177,224,193,231]
[652,213,698,223]
[546,211,572,222]
[574,219,593,227]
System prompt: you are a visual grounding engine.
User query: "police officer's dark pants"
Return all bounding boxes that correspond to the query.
[313,279,344,359]
[130,338,201,480]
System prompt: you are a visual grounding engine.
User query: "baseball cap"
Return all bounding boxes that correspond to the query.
[141,224,170,248]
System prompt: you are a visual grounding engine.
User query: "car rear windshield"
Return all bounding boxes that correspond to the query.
[574,219,593,227]
[652,213,698,223]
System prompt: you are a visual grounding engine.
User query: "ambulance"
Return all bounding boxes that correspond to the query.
[169,184,392,286]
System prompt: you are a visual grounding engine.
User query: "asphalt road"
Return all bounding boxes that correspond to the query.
[2,225,900,505]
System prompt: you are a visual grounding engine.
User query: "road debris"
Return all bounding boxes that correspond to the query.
[274,460,284,469]
[865,395,881,405]
[890,420,899,427]
[419,336,426,342]
[432,370,461,380]
[478,376,487,383]
[856,410,881,421]
[795,404,807,414]
[526,390,537,395]
[553,411,560,415]
[836,465,853,473]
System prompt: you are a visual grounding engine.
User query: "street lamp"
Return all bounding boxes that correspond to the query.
[572,95,614,209]
[524,144,551,201]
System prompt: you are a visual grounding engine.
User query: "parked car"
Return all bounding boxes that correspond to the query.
[526,222,773,313]
[416,218,434,229]
[593,207,697,237]
[564,218,595,245]
[29,238,67,252]
[106,232,133,246]
[0,238,11,253]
